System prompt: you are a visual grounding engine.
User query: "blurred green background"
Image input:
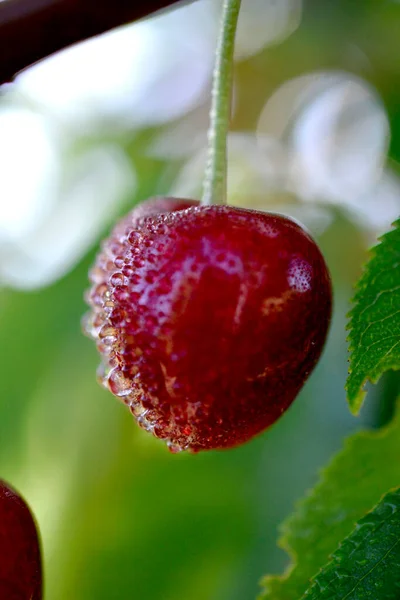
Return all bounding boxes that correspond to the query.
[0,0,399,598]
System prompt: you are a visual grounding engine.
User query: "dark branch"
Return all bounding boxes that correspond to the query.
[0,0,190,85]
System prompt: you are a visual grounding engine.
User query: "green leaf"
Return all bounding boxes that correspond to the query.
[347,219,400,414]
[259,403,400,600]
[301,487,400,600]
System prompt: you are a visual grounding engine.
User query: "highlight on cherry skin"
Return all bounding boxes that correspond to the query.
[0,480,42,600]
[84,196,332,452]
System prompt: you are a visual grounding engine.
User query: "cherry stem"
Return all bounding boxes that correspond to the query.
[201,0,241,206]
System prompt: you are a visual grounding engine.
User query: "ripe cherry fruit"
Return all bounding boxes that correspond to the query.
[85,196,332,452]
[0,480,42,599]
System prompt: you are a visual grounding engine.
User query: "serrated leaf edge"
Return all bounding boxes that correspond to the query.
[346,219,400,414]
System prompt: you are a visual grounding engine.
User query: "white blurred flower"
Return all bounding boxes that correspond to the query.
[16,1,217,130]
[257,71,398,233]
[14,0,302,130]
[165,71,397,237]
[0,108,59,240]
[236,0,302,59]
[288,75,389,202]
[0,108,135,289]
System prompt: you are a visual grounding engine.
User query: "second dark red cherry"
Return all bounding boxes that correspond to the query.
[85,197,332,451]
[0,480,42,599]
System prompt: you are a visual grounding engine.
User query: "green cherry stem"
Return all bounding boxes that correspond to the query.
[201,0,242,206]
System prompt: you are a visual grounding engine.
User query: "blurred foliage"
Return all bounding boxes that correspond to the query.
[0,1,399,599]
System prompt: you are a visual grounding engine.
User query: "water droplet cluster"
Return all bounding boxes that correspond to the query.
[84,196,332,452]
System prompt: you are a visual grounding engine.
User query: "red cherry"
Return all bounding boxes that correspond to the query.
[85,197,332,451]
[0,480,42,599]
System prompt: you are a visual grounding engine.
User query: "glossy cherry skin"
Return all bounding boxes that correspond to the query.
[0,480,42,599]
[85,197,332,452]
